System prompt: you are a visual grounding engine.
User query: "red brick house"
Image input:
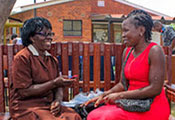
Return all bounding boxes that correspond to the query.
[10,0,174,43]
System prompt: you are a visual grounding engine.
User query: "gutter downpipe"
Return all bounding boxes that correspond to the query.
[34,0,37,17]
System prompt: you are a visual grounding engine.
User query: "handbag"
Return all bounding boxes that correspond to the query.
[74,102,104,120]
[115,48,154,112]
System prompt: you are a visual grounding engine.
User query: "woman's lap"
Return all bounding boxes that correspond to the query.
[35,106,81,120]
[15,106,81,120]
[87,105,133,120]
[87,104,169,120]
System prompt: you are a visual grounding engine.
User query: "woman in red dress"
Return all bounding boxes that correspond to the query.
[83,9,170,120]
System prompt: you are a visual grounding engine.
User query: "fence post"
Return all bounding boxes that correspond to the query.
[0,45,5,112]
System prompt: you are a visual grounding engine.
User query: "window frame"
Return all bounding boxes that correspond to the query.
[63,20,82,36]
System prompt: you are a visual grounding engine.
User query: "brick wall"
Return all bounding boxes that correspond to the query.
[92,0,134,15]
[11,0,92,42]
[11,0,157,42]
[91,0,156,16]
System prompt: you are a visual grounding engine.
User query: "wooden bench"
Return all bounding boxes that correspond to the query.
[0,42,173,120]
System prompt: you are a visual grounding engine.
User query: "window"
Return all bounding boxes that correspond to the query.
[93,24,109,42]
[92,23,122,43]
[12,27,17,34]
[97,0,105,7]
[113,24,122,43]
[63,20,82,36]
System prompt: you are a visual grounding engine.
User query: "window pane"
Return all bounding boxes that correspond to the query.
[114,24,122,31]
[73,21,81,30]
[93,24,108,29]
[12,27,17,34]
[63,21,72,30]
[64,31,72,36]
[63,20,82,36]
[114,32,122,43]
[114,24,122,43]
[93,24,108,42]
[64,31,81,36]
[72,31,81,36]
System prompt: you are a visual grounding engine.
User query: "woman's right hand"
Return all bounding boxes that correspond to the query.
[50,100,62,116]
[81,92,107,107]
[53,76,75,87]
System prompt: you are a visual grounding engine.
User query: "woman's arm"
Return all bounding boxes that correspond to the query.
[17,77,62,99]
[54,87,63,102]
[17,76,74,99]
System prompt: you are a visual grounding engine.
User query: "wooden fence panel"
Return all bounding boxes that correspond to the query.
[56,42,61,56]
[56,42,62,76]
[171,55,175,84]
[72,42,80,96]
[115,44,124,84]
[0,43,174,114]
[83,43,90,92]
[7,45,16,113]
[93,43,101,90]
[163,46,172,85]
[166,47,172,85]
[61,42,69,101]
[50,43,57,57]
[104,44,111,91]
[0,45,5,112]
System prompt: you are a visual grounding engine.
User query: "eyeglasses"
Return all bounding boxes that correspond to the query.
[35,32,55,38]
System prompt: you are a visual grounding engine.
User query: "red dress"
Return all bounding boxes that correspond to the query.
[87,42,170,120]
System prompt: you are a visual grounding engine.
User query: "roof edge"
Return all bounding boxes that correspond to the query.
[113,0,170,17]
[11,0,74,15]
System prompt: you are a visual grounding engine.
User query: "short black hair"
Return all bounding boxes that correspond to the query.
[11,34,17,40]
[126,9,153,42]
[153,20,162,27]
[21,17,52,47]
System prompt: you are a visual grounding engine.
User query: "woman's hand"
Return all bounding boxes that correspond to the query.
[103,93,121,104]
[62,78,75,87]
[81,93,107,107]
[53,76,75,87]
[50,100,62,117]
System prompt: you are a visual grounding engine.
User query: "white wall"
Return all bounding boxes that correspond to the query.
[152,32,161,45]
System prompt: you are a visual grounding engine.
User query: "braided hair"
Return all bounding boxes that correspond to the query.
[126,9,153,42]
[21,17,52,47]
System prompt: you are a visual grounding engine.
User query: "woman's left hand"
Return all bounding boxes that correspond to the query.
[50,100,62,116]
[103,93,121,104]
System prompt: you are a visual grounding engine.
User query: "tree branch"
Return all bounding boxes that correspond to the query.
[0,0,16,43]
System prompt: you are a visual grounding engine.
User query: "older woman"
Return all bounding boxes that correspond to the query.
[10,17,81,120]
[83,9,170,120]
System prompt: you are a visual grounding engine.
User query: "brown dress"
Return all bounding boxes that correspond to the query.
[10,45,81,120]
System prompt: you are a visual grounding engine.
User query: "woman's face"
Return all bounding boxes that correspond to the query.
[152,25,161,32]
[31,27,54,52]
[122,18,141,47]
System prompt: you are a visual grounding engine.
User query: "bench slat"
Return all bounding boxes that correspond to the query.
[72,42,80,96]
[61,43,69,101]
[104,44,111,91]
[0,45,5,113]
[83,43,90,92]
[115,44,124,84]
[93,43,101,90]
